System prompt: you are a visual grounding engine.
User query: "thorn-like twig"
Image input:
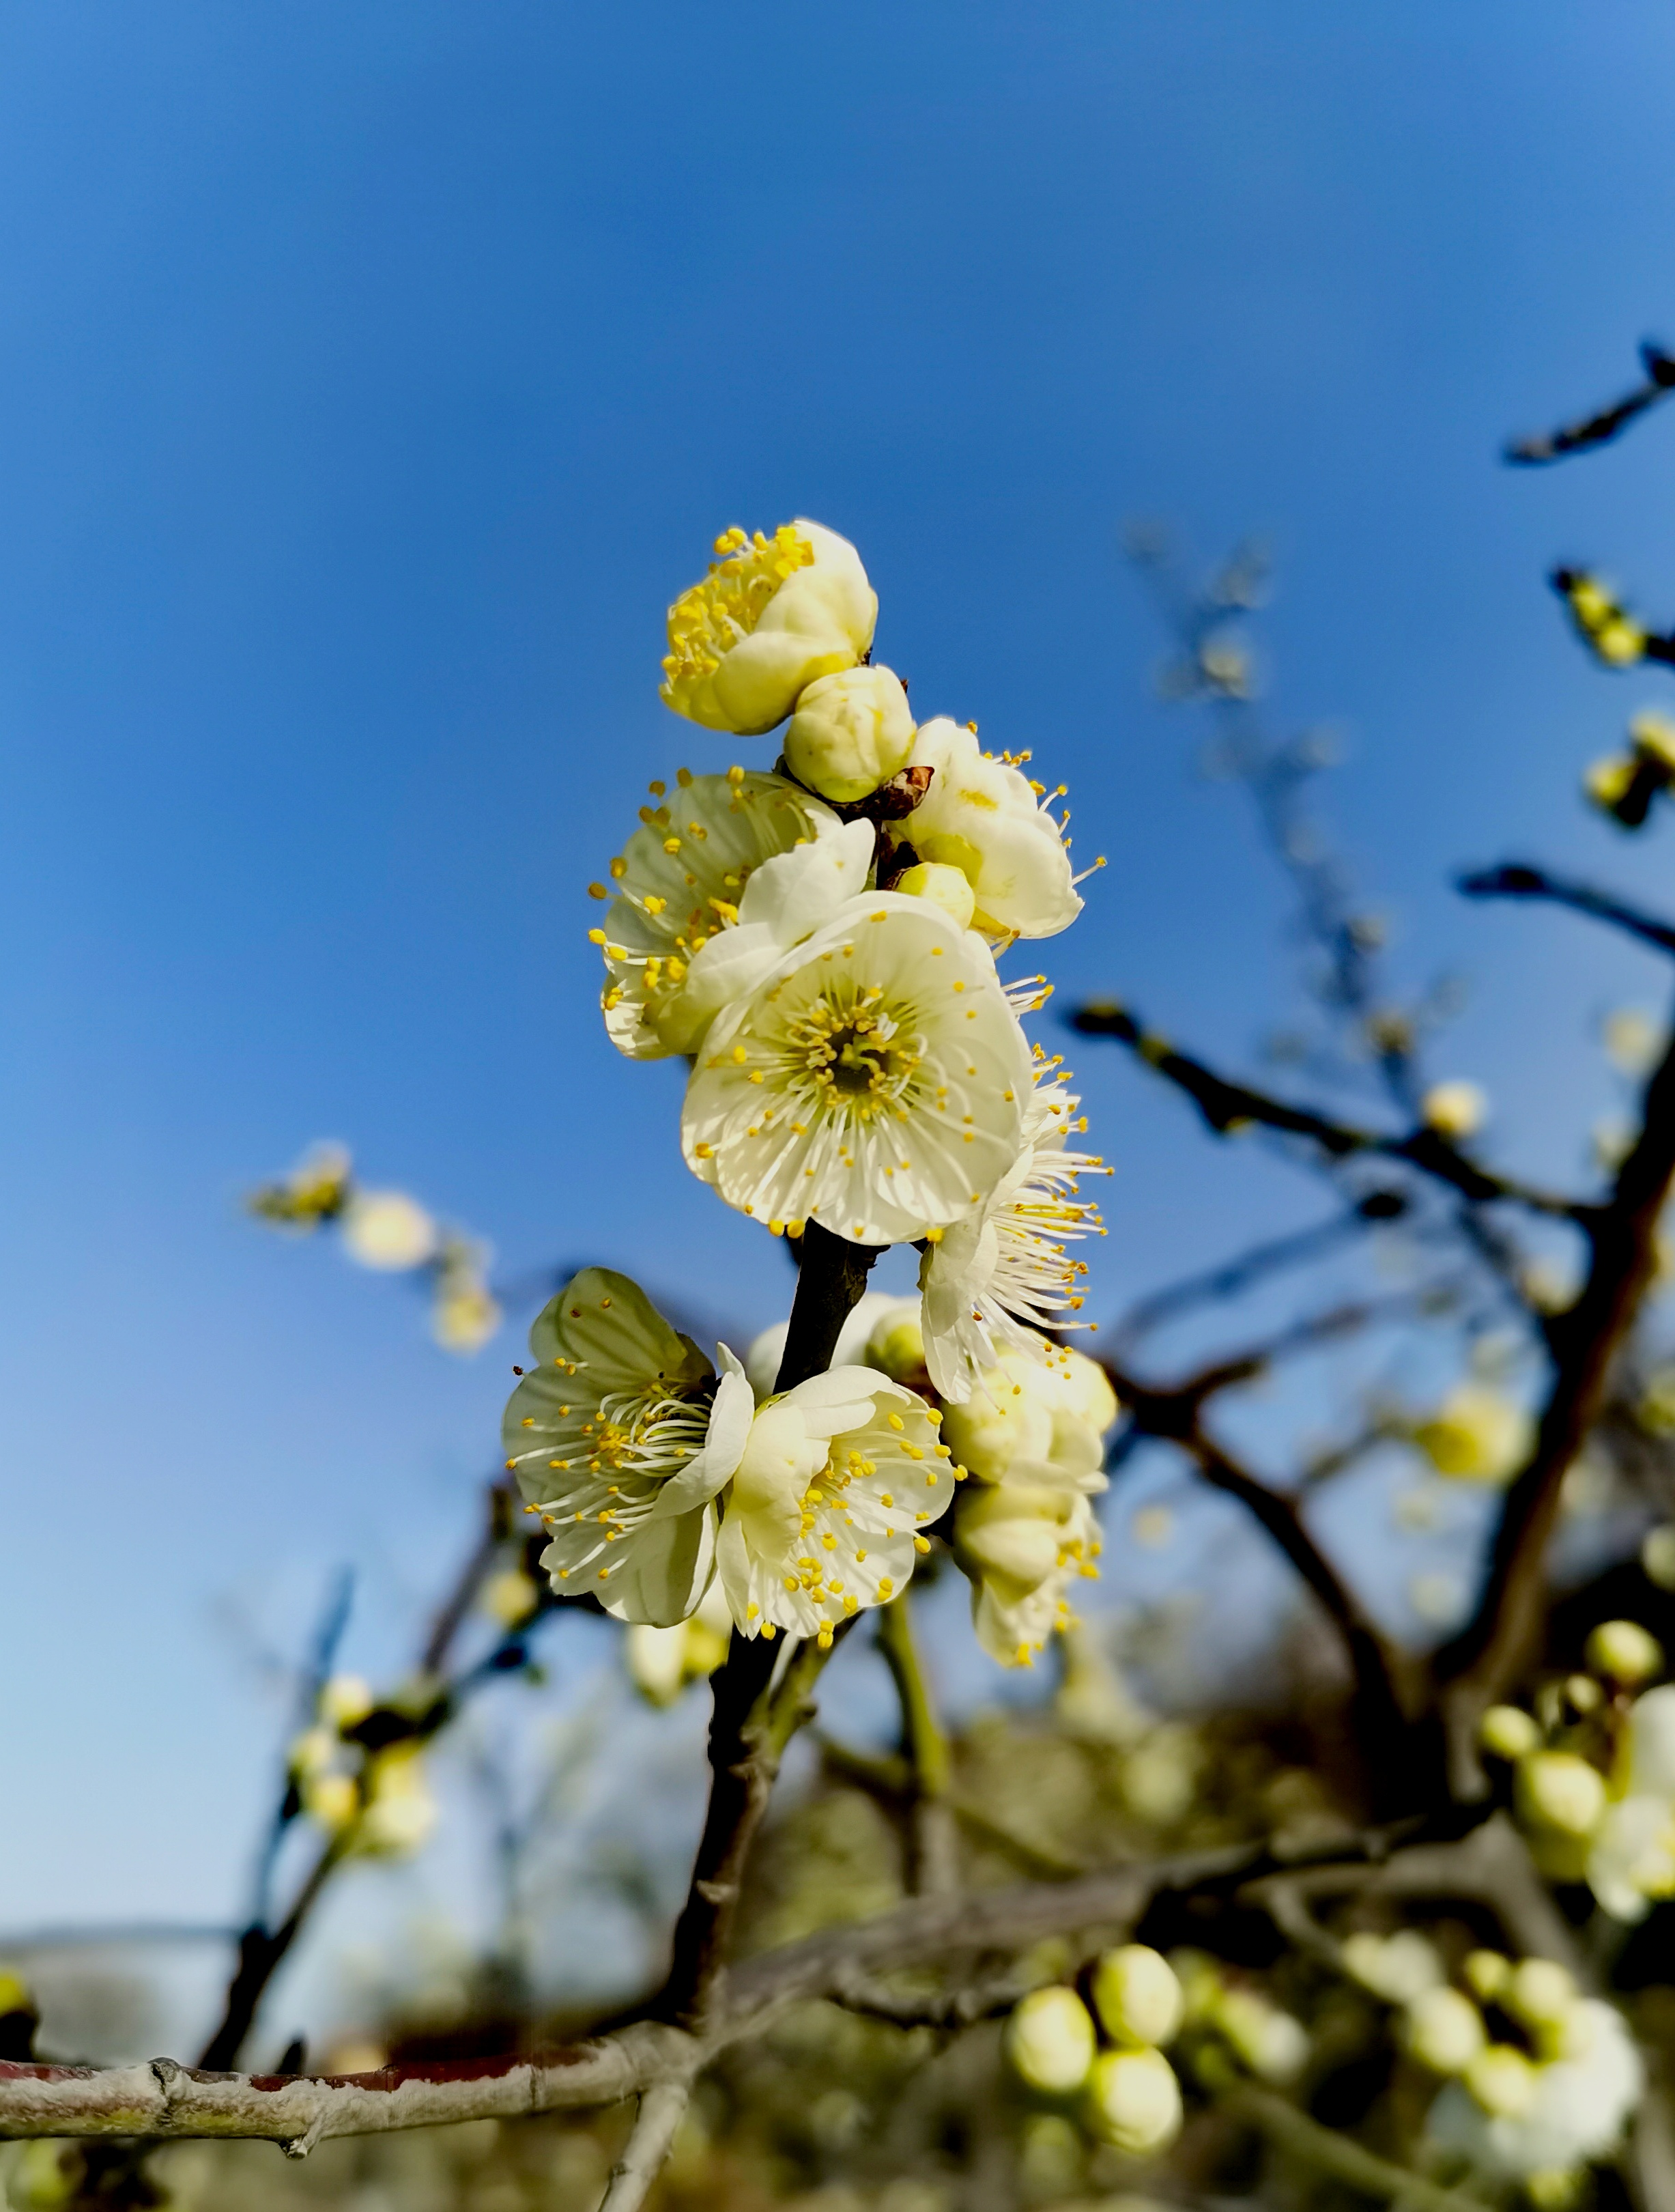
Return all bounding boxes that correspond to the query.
[1504,341,1675,466]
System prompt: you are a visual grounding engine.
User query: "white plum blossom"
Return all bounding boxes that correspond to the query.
[919,1068,1108,1402]
[661,521,876,736]
[940,1345,1115,1490]
[675,819,878,1035]
[904,715,1090,940]
[591,767,841,1060]
[1427,1998,1642,2181]
[502,1269,754,1626]
[717,1367,955,1647]
[682,892,1034,1245]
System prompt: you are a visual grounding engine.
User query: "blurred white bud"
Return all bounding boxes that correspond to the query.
[1603,1007,1665,1076]
[432,1238,501,1354]
[1422,1080,1487,1141]
[625,1583,732,1707]
[1403,1987,1486,2076]
[1004,1986,1096,2095]
[358,1748,436,1857]
[892,860,977,931]
[1465,2044,1537,2118]
[1478,1705,1541,1762]
[1464,1950,1511,2004]
[1516,1751,1606,1839]
[287,1725,337,1779]
[341,1190,438,1271]
[302,1772,359,1834]
[1083,2047,1183,2155]
[1414,1385,1532,1486]
[1586,1618,1663,1687]
[481,1569,539,1629]
[783,664,915,804]
[1644,1525,1675,1590]
[865,1304,928,1384]
[1341,1930,1443,2004]
[1092,1946,1185,2050]
[1217,1987,1309,2084]
[1502,1959,1577,2045]
[1640,1370,1675,1437]
[319,1675,374,1731]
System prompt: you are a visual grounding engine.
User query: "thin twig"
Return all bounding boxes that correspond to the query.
[1218,2080,1490,2212]
[1460,861,1675,961]
[876,1591,960,1896]
[1070,1002,1582,1219]
[1504,341,1675,465]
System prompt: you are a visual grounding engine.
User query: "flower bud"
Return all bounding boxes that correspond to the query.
[1479,1704,1541,1761]
[1402,1987,1485,2076]
[1004,1985,1096,2095]
[1083,2047,1182,2155]
[1463,1949,1510,2004]
[1422,1080,1487,1140]
[1340,1930,1442,2004]
[1414,1385,1532,1486]
[893,860,977,931]
[1216,1988,1309,2084]
[303,1772,359,1834]
[481,1569,539,1628]
[1586,1619,1664,1688]
[866,1306,928,1383]
[941,1365,1055,1482]
[1516,1750,1606,1839]
[1464,2043,1536,2118]
[1642,1524,1675,1590]
[341,1190,438,1271]
[319,1675,374,1731]
[784,665,915,804]
[953,1481,1076,1602]
[1502,1958,1575,2036]
[1092,1945,1185,2049]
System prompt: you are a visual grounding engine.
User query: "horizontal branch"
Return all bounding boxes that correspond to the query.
[1460,862,1675,961]
[1069,1002,1582,1219]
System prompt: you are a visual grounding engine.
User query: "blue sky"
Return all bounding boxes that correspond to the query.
[4,0,1675,1968]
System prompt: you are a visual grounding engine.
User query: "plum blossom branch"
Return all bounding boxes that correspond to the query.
[1504,341,1675,465]
[1459,862,1675,962]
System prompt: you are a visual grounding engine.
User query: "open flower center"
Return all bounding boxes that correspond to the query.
[663,525,814,697]
[579,1382,714,1481]
[782,986,925,1122]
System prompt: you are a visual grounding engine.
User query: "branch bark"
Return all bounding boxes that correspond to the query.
[655,1221,883,2032]
[1460,862,1675,961]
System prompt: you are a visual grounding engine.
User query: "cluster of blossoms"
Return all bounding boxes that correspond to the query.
[1481,1617,1675,1923]
[286,1672,439,1859]
[504,519,1113,1661]
[249,1141,502,1353]
[1006,1946,1310,2159]
[1343,1931,1640,2192]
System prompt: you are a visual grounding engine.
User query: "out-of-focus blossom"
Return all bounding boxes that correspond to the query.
[1092,1946,1184,2049]
[1421,1080,1487,1140]
[247,1141,352,1231]
[625,1580,734,1707]
[341,1190,438,1271]
[1413,1385,1532,1486]
[431,1236,502,1354]
[1004,1986,1096,2095]
[1083,2047,1182,2155]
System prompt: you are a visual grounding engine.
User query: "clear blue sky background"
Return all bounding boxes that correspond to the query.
[5,0,1675,1956]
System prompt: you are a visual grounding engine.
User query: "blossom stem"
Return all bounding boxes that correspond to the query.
[659,1223,885,2032]
[876,1590,959,1895]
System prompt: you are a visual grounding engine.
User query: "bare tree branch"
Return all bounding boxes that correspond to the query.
[597,2077,693,2212]
[1070,1002,1583,1219]
[1461,862,1675,962]
[1504,341,1675,465]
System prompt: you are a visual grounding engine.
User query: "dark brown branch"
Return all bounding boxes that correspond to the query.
[1505,341,1675,465]
[656,1223,882,2032]
[1460,861,1675,961]
[1070,1002,1582,1219]
[1436,988,1675,1779]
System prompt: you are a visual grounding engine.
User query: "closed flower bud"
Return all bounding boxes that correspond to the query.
[481,1568,539,1628]
[1463,1950,1511,2004]
[1092,1945,1185,2049]
[1502,1959,1576,2041]
[1414,1385,1532,1486]
[1586,1618,1663,1687]
[865,1305,928,1384]
[1479,1704,1541,1761]
[319,1675,375,1731]
[941,1364,1056,1483]
[1341,1930,1443,2004]
[893,860,977,931]
[784,665,915,804]
[1403,1987,1486,2076]
[341,1189,438,1271]
[1516,1750,1607,1839]
[1422,1080,1487,1140]
[303,1772,359,1834]
[1464,2043,1536,2118]
[1083,2047,1182,2155]
[1216,1988,1309,2084]
[1005,1985,1096,2095]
